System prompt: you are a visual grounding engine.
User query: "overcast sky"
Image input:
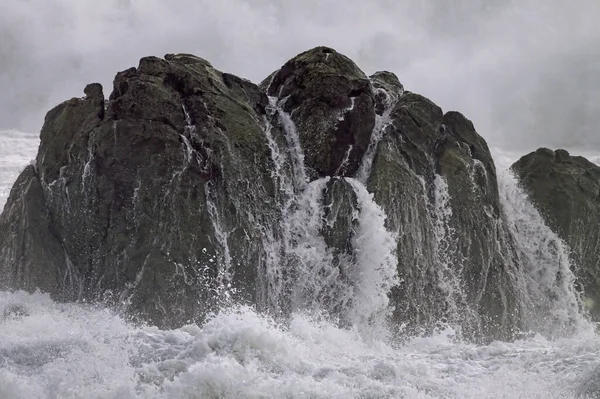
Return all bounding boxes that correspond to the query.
[1,0,598,151]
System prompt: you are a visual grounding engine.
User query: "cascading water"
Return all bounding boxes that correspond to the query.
[431,174,479,333]
[356,84,402,184]
[498,168,590,337]
[259,95,312,312]
[261,96,398,332]
[345,178,398,331]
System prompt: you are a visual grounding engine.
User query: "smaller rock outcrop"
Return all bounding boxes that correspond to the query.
[0,165,64,297]
[321,178,358,269]
[512,148,600,320]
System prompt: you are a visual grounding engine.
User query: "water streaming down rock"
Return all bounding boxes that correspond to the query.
[512,148,600,325]
[345,178,398,330]
[356,72,404,183]
[2,46,600,397]
[431,174,479,333]
[0,46,596,348]
[261,94,397,331]
[356,81,524,340]
[263,47,376,180]
[1,142,598,397]
[498,168,588,337]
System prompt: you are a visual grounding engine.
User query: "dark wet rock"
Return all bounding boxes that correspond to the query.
[512,148,600,320]
[367,92,520,341]
[263,47,376,179]
[0,165,64,297]
[369,71,404,115]
[2,304,29,320]
[1,54,280,328]
[436,111,519,339]
[321,178,358,269]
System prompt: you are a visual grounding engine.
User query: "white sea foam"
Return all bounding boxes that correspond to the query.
[0,131,39,211]
[0,290,598,399]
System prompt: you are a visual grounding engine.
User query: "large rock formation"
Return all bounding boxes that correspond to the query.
[365,74,519,340]
[0,47,522,341]
[512,148,600,320]
[1,53,282,327]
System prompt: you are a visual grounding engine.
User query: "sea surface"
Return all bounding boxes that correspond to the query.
[1,131,599,399]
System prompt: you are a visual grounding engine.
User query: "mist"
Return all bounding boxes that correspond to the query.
[1,0,598,151]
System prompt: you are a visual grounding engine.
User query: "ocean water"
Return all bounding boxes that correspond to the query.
[0,131,38,211]
[1,290,599,399]
[1,132,600,399]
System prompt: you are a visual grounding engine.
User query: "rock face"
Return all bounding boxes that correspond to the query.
[1,46,522,341]
[263,47,375,179]
[366,77,519,340]
[1,53,280,327]
[512,148,600,320]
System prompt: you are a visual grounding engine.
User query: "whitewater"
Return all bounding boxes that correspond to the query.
[1,132,599,399]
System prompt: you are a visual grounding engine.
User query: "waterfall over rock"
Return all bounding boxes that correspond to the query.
[0,47,591,343]
[512,148,600,324]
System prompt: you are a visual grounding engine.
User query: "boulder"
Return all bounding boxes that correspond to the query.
[321,178,358,267]
[0,165,64,297]
[367,85,520,341]
[435,111,520,339]
[263,47,375,179]
[1,53,280,328]
[512,148,600,320]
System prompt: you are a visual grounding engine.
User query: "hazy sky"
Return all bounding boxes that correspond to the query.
[1,0,598,151]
